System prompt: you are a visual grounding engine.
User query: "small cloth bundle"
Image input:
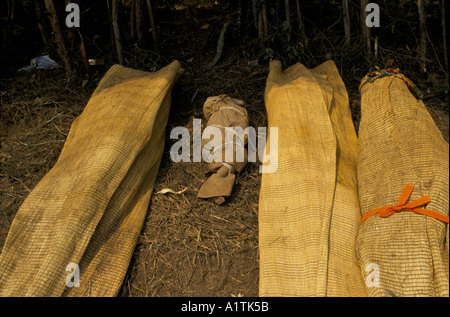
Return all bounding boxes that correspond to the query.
[197,95,249,204]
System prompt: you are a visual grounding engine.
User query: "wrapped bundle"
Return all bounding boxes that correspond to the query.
[197,95,249,204]
[259,60,367,296]
[357,69,449,297]
[0,61,184,296]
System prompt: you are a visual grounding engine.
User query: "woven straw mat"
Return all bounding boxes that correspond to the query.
[259,60,367,296]
[357,75,449,297]
[0,61,184,296]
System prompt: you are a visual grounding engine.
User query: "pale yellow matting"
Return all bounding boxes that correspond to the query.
[356,76,449,297]
[0,61,184,296]
[259,60,367,296]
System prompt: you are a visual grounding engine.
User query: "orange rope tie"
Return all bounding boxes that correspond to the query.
[361,184,449,223]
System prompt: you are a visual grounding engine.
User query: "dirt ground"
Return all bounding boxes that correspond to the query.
[0,5,448,297]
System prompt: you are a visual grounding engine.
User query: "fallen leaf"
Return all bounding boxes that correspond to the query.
[156,188,188,195]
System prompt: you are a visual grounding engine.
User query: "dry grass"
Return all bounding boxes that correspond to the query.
[0,70,97,250]
[120,159,261,296]
[118,62,267,296]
